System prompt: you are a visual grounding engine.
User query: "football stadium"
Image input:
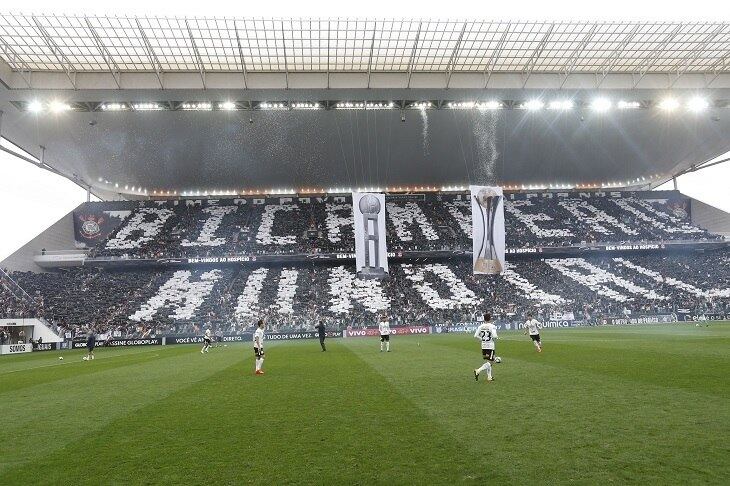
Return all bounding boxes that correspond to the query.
[0,6,729,485]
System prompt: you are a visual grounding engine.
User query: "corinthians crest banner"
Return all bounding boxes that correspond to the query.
[73,210,126,247]
[470,185,505,275]
[352,192,388,277]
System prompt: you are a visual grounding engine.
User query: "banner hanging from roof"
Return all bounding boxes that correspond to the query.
[352,192,388,277]
[470,185,505,275]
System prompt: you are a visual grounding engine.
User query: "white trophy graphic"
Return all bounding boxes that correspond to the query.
[473,187,503,274]
[358,194,386,278]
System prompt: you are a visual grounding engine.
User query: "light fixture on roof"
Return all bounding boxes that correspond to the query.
[365,101,395,109]
[523,99,544,111]
[27,100,43,113]
[133,102,162,111]
[448,101,475,109]
[477,100,502,110]
[686,97,709,113]
[658,98,680,111]
[617,100,641,109]
[259,102,287,110]
[49,101,71,113]
[181,102,212,111]
[590,98,612,113]
[219,101,237,111]
[410,101,432,109]
[101,102,127,111]
[548,100,573,110]
[291,102,321,110]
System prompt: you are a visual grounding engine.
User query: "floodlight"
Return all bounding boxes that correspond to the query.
[618,100,641,109]
[28,100,44,113]
[49,101,71,113]
[548,100,573,110]
[523,99,544,110]
[590,98,612,112]
[687,97,709,113]
[658,98,679,111]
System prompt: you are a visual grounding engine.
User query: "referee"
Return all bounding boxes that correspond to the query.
[315,321,326,352]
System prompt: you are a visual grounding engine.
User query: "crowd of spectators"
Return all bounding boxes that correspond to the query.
[86,193,720,260]
[3,250,727,336]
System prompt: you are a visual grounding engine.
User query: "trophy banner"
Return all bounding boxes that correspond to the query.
[470,185,506,275]
[352,192,389,277]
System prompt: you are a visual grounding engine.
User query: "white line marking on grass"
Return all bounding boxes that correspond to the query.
[0,347,167,375]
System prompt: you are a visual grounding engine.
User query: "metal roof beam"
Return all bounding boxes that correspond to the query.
[559,24,598,88]
[521,23,555,88]
[31,15,76,89]
[84,17,121,89]
[670,24,726,87]
[281,22,289,89]
[706,50,730,87]
[0,35,32,87]
[136,18,164,89]
[405,21,422,89]
[484,24,510,88]
[234,23,248,89]
[185,19,206,89]
[632,23,684,88]
[445,22,468,89]
[596,24,641,87]
[366,21,377,88]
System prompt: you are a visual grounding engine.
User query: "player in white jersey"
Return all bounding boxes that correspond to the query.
[253,319,265,375]
[524,313,542,352]
[473,312,498,382]
[201,328,212,354]
[378,314,391,352]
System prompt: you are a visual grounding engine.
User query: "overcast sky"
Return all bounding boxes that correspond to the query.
[1,0,728,261]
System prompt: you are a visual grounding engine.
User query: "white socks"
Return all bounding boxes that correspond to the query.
[380,342,384,351]
[477,362,492,379]
[386,342,390,352]
[255,358,263,371]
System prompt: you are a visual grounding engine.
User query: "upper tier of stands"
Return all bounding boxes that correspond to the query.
[86,191,719,260]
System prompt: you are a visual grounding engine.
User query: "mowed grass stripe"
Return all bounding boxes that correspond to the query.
[2,341,493,485]
[345,332,730,484]
[0,345,166,375]
[0,344,242,476]
[0,346,181,394]
[432,325,730,397]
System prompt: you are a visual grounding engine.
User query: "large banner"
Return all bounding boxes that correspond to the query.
[73,209,130,247]
[352,192,388,277]
[470,185,505,274]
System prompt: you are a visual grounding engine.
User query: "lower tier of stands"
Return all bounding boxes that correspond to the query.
[3,250,728,337]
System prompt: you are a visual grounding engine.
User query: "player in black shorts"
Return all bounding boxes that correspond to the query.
[315,321,327,351]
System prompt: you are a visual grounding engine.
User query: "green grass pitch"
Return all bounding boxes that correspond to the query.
[1,323,728,485]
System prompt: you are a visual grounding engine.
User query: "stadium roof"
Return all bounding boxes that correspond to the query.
[1,15,730,200]
[0,16,729,89]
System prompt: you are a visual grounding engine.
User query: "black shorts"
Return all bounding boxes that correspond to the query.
[530,334,541,342]
[87,344,95,352]
[254,347,264,358]
[481,348,495,361]
[204,337,212,345]
[380,335,390,342]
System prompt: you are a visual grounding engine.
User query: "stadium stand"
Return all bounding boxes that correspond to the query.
[85,192,719,260]
[7,250,728,336]
[3,190,727,336]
